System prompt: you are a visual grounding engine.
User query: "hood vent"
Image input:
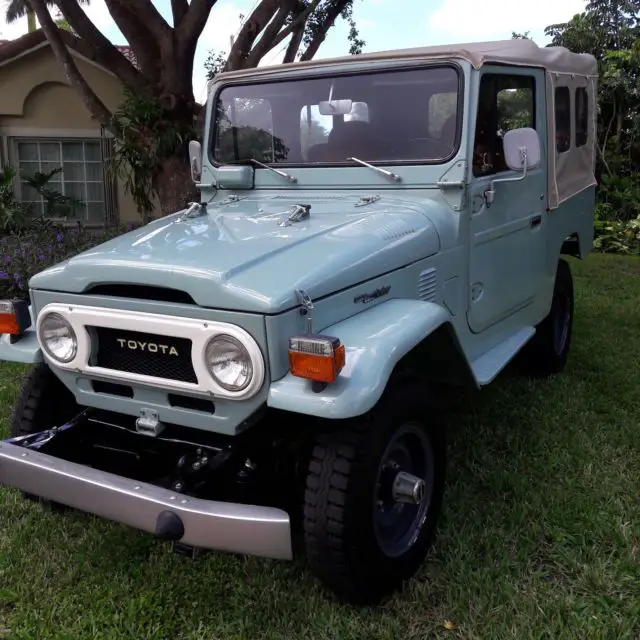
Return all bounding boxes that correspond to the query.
[418,268,437,302]
[86,284,196,305]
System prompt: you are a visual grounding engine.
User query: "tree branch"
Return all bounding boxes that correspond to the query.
[171,0,189,26]
[300,0,350,61]
[26,0,113,125]
[112,0,172,43]
[249,0,321,65]
[55,0,142,88]
[244,0,297,67]
[225,0,279,70]
[103,0,162,81]
[176,0,218,51]
[283,26,304,63]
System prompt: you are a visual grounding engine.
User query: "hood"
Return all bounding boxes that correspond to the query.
[29,194,442,313]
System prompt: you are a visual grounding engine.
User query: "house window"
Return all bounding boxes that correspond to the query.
[555,87,571,154]
[15,139,105,222]
[575,87,588,148]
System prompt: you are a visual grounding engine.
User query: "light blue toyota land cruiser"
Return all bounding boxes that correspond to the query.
[0,39,598,604]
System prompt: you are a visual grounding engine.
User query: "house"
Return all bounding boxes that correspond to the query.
[0,29,154,225]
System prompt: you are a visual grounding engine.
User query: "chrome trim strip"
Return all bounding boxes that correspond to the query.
[0,441,292,561]
[34,303,266,400]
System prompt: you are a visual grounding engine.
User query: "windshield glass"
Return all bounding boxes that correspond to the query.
[211,65,460,167]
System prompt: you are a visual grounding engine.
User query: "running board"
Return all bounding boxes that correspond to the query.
[470,326,536,386]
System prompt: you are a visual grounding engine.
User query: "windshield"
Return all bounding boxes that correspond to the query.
[211,65,460,167]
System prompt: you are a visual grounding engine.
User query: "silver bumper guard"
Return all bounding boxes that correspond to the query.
[0,440,293,561]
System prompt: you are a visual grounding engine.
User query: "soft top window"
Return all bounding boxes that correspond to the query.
[211,65,460,166]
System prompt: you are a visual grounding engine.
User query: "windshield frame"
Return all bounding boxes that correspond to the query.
[207,60,465,170]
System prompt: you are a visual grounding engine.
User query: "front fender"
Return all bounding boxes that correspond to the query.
[267,299,472,420]
[0,305,42,364]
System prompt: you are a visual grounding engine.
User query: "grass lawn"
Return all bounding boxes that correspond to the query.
[1,253,639,639]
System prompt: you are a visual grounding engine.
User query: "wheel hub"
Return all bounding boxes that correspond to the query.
[392,471,425,505]
[372,422,435,558]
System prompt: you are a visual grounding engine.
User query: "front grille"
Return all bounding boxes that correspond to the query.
[92,327,198,383]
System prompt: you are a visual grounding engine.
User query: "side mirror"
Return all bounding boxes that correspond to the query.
[484,127,541,207]
[188,140,202,183]
[502,127,541,171]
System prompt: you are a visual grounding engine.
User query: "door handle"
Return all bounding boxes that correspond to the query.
[530,214,542,228]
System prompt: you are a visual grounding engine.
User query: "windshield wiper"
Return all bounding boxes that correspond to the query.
[347,157,402,182]
[249,158,297,183]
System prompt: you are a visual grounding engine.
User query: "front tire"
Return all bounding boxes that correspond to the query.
[10,362,80,506]
[303,378,446,605]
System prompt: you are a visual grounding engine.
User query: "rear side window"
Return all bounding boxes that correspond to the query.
[555,87,571,153]
[575,87,588,147]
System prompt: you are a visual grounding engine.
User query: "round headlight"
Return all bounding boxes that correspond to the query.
[39,312,77,363]
[204,334,253,392]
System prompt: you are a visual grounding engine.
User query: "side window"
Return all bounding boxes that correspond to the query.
[473,74,535,177]
[555,87,571,154]
[575,87,588,148]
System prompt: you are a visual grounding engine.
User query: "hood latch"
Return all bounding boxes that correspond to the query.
[278,203,311,227]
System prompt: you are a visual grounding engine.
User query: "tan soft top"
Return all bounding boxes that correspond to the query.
[216,39,598,210]
[217,39,598,81]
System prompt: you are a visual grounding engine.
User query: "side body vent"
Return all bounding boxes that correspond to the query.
[418,268,437,302]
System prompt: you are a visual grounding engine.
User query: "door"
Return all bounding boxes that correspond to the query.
[466,67,547,334]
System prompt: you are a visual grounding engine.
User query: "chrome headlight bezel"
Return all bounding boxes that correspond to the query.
[203,333,254,392]
[38,311,78,363]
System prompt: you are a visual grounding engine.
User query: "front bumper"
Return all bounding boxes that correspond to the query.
[0,440,292,561]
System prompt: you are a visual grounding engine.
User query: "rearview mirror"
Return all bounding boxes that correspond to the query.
[502,127,541,171]
[188,140,202,183]
[318,99,353,116]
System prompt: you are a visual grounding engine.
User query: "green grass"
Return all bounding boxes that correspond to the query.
[1,253,640,639]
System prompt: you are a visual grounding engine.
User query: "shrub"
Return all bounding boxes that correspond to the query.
[0,221,136,302]
[594,208,640,255]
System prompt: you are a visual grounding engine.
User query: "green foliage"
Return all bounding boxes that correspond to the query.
[110,87,197,219]
[0,221,136,301]
[0,167,30,234]
[22,167,83,219]
[1,165,83,234]
[594,208,640,253]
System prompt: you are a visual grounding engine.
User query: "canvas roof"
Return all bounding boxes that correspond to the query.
[217,38,598,82]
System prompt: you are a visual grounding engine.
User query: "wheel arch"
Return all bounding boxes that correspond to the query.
[267,299,478,420]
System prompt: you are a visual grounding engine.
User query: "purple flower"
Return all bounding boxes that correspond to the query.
[48,245,53,253]
[38,254,44,262]
[17,282,23,290]
[13,272,19,281]
[4,255,10,264]
[56,234,63,243]
[0,271,8,280]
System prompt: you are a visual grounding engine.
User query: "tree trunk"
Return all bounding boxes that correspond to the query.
[27,9,36,32]
[152,154,199,218]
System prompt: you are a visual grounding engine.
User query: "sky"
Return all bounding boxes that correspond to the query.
[0,0,588,103]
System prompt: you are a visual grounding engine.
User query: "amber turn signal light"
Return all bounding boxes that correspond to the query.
[0,300,31,336]
[288,334,346,384]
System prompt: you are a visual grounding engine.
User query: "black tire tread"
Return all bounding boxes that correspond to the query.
[523,258,574,377]
[10,362,78,506]
[303,379,445,605]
